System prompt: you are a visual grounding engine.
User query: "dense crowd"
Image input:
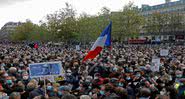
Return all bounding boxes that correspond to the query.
[0,43,184,99]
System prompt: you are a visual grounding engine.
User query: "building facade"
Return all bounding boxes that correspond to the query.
[0,22,23,39]
[139,0,185,42]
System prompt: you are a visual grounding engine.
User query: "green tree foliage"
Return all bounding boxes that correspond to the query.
[76,13,98,42]
[144,13,184,34]
[111,2,145,41]
[76,7,111,43]
[11,2,145,42]
[45,3,77,42]
[11,20,51,41]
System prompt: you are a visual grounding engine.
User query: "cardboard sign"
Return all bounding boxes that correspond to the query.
[160,49,169,56]
[29,61,63,78]
[151,58,160,72]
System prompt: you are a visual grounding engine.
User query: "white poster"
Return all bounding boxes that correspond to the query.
[151,58,160,72]
[160,49,169,56]
[76,45,80,50]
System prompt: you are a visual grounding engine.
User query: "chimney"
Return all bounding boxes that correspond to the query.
[165,0,171,3]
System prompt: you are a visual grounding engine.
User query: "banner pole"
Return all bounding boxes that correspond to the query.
[44,77,47,95]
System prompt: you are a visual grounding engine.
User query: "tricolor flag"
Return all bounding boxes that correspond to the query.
[82,21,112,62]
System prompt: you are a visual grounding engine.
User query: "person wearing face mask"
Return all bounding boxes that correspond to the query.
[29,80,45,99]
[8,67,18,78]
[47,85,57,97]
[22,74,29,85]
[176,70,183,79]
[98,85,106,98]
[125,75,132,82]
[21,82,36,99]
[177,79,185,99]
[137,88,151,99]
[2,76,15,95]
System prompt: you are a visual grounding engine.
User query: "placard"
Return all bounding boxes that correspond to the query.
[76,45,80,50]
[160,49,169,56]
[151,58,160,72]
[29,61,63,78]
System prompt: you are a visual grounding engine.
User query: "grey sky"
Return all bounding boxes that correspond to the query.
[0,0,29,6]
[0,0,178,28]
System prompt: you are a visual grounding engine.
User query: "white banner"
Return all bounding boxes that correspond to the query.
[160,49,169,56]
[76,45,80,50]
[151,58,160,72]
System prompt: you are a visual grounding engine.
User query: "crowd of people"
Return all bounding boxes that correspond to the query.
[0,42,184,99]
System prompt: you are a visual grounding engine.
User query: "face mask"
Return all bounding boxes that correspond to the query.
[136,74,141,77]
[85,80,90,83]
[1,63,5,67]
[89,92,92,96]
[154,76,158,80]
[113,67,118,72]
[88,86,92,89]
[118,83,123,87]
[19,64,24,67]
[18,70,22,73]
[6,80,12,85]
[66,73,71,76]
[94,77,98,79]
[126,77,131,80]
[176,74,182,78]
[58,91,62,96]
[129,69,133,73]
[169,76,172,81]
[49,92,55,96]
[23,76,29,80]
[47,86,53,91]
[100,90,105,95]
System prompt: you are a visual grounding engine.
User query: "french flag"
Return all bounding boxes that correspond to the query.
[83,21,112,62]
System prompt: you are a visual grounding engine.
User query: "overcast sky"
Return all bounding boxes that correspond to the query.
[0,0,178,28]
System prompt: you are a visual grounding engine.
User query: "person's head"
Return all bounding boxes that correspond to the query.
[138,88,151,98]
[80,95,91,99]
[61,94,77,99]
[5,76,13,86]
[9,67,17,73]
[115,87,127,98]
[22,73,29,80]
[27,82,36,91]
[9,92,21,99]
[59,86,71,95]
[29,79,38,86]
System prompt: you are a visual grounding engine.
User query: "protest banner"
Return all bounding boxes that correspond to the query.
[29,61,64,94]
[29,61,63,78]
[160,49,169,56]
[151,58,160,72]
